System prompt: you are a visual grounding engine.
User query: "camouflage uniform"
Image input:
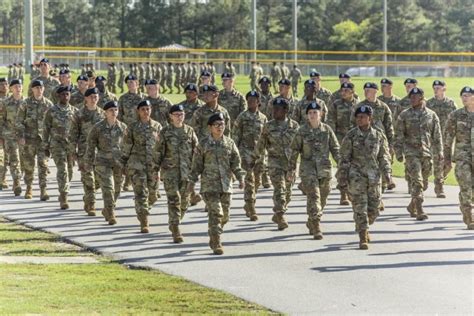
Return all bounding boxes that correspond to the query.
[166,64,174,93]
[175,98,204,125]
[218,88,247,122]
[314,87,332,106]
[29,76,59,100]
[98,90,118,110]
[289,68,302,96]
[249,65,259,91]
[394,103,443,219]
[394,95,411,123]
[259,92,273,115]
[69,106,105,213]
[174,65,182,94]
[148,95,172,127]
[327,96,359,144]
[265,95,299,120]
[292,97,328,124]
[289,122,339,237]
[270,65,281,92]
[190,104,231,141]
[233,109,268,220]
[378,94,401,120]
[118,65,125,93]
[118,92,145,127]
[328,89,359,109]
[444,107,474,228]
[85,119,127,222]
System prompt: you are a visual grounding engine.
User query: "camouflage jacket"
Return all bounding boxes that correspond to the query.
[175,98,204,125]
[147,95,172,127]
[443,107,474,162]
[190,104,231,141]
[98,90,118,109]
[85,119,127,167]
[189,135,244,193]
[15,96,53,141]
[69,106,105,157]
[0,96,24,140]
[289,69,301,83]
[393,95,411,123]
[314,87,332,105]
[326,97,358,142]
[292,96,328,124]
[118,91,146,126]
[289,122,340,179]
[265,95,299,120]
[378,94,401,119]
[42,103,77,150]
[259,92,273,118]
[352,99,394,147]
[70,90,85,109]
[218,88,247,121]
[426,97,457,133]
[328,89,359,108]
[29,75,60,99]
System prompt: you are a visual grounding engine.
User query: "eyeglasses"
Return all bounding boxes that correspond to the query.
[212,123,225,128]
[171,113,185,117]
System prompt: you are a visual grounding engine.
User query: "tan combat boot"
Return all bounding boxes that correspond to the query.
[24,185,33,199]
[359,229,369,250]
[312,220,323,240]
[407,200,417,218]
[169,224,184,243]
[415,199,428,221]
[277,213,288,231]
[244,202,258,221]
[59,192,69,210]
[434,180,446,198]
[387,180,396,190]
[339,190,350,205]
[148,192,158,206]
[262,172,271,189]
[190,192,202,206]
[108,210,117,225]
[306,220,313,235]
[101,209,110,222]
[40,186,49,201]
[13,179,21,196]
[87,202,96,216]
[212,234,224,255]
[139,214,149,233]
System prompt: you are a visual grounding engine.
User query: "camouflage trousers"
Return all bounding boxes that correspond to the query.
[22,141,48,188]
[405,156,432,202]
[269,168,294,214]
[2,138,20,182]
[291,81,298,96]
[163,177,190,225]
[202,192,231,235]
[348,171,381,232]
[0,142,8,183]
[253,155,268,188]
[174,78,181,93]
[454,160,474,214]
[250,79,257,91]
[301,175,331,221]
[95,164,123,213]
[243,166,257,204]
[77,156,96,206]
[51,148,73,193]
[129,167,158,216]
[166,77,173,91]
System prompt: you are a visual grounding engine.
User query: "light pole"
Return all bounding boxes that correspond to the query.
[292,0,298,65]
[383,0,388,76]
[24,0,34,73]
[251,0,257,61]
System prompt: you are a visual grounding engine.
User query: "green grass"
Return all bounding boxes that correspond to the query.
[0,217,273,314]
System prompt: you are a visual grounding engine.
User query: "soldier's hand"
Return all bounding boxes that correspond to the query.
[83,163,92,173]
[238,180,245,190]
[186,182,195,194]
[397,155,403,163]
[18,138,25,146]
[44,149,51,158]
[286,171,295,182]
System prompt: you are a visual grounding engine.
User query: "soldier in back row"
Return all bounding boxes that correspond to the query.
[218,72,247,122]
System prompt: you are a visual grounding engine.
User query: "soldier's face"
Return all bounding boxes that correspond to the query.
[381,84,392,95]
[307,109,321,123]
[311,77,321,88]
[405,83,416,93]
[203,91,218,103]
[273,106,287,120]
[304,84,315,96]
[0,82,8,94]
[105,108,118,120]
[433,85,445,97]
[185,90,197,100]
[201,76,211,85]
[77,80,88,91]
[209,121,225,138]
[409,94,423,107]
[356,113,371,129]
[341,88,353,100]
[32,86,44,98]
[279,84,290,95]
[222,78,233,89]
[10,84,22,95]
[247,97,259,111]
[86,94,99,106]
[96,80,106,92]
[364,88,377,100]
[127,80,138,91]
[59,74,71,85]
[461,93,473,107]
[170,111,185,126]
[138,106,151,120]
[339,78,349,84]
[259,82,269,92]
[145,84,158,96]
[39,62,50,74]
[58,91,71,103]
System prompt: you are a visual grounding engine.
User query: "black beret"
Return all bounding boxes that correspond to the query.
[272,97,289,108]
[341,82,355,90]
[409,87,424,96]
[339,73,351,79]
[221,72,234,79]
[306,101,322,114]
[9,79,22,86]
[137,100,151,109]
[363,82,378,90]
[404,78,418,85]
[246,90,260,99]
[184,83,198,92]
[201,84,218,92]
[258,76,271,85]
[77,75,88,82]
[56,85,72,94]
[309,71,321,77]
[39,58,50,64]
[304,79,316,86]
[278,78,291,86]
[201,71,211,77]
[380,78,393,85]
[59,69,70,75]
[169,104,185,114]
[31,80,44,88]
[84,87,99,97]
[95,75,107,82]
[207,112,225,125]
[125,74,137,82]
[0,77,7,83]
[460,86,473,96]
[144,79,158,85]
[103,100,118,111]
[432,80,445,87]
[355,105,373,116]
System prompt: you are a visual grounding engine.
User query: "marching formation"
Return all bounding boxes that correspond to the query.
[1,57,473,255]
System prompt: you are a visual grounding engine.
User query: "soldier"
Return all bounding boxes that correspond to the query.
[289,65,302,97]
[270,62,281,93]
[15,80,53,200]
[251,98,299,230]
[327,73,359,108]
[293,79,328,124]
[255,76,273,189]
[85,100,127,225]
[42,86,77,209]
[233,90,268,221]
[176,83,204,126]
[138,62,145,93]
[338,105,391,250]
[258,76,273,117]
[108,63,117,94]
[118,63,125,94]
[265,79,299,120]
[0,78,9,189]
[70,75,89,109]
[153,104,198,243]
[327,82,359,205]
[199,70,212,87]
[29,58,60,100]
[394,78,418,122]
[0,79,24,196]
[377,78,401,120]
[190,84,231,141]
[165,62,174,94]
[159,62,168,92]
[309,71,332,105]
[288,101,340,239]
[80,64,87,76]
[145,79,172,127]
[174,63,182,94]
[120,100,162,233]
[426,80,457,198]
[17,63,25,81]
[95,76,118,110]
[394,88,443,221]
[218,72,247,122]
[443,86,474,230]
[69,88,105,216]
[227,62,236,75]
[249,61,259,91]
[188,112,244,255]
[280,62,289,79]
[86,70,96,89]
[7,65,13,81]
[208,61,216,85]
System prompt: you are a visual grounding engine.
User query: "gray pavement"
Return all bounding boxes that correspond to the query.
[1,164,473,315]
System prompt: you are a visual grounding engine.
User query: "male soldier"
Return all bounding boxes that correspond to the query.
[145,62,152,80]
[118,74,145,191]
[394,88,443,221]
[85,70,96,89]
[70,75,89,109]
[352,82,395,192]
[138,62,145,93]
[176,83,204,126]
[18,63,25,81]
[218,72,247,122]
[293,79,328,124]
[443,86,474,230]
[309,71,332,105]
[394,78,418,122]
[327,82,359,205]
[255,76,273,189]
[85,101,127,225]
[0,78,10,189]
[0,79,24,196]
[95,76,118,109]
[118,63,125,94]
[146,79,172,128]
[258,76,273,116]
[338,105,391,249]
[288,101,339,240]
[107,63,117,93]
[174,63,182,94]
[15,80,53,200]
[69,88,105,216]
[289,65,302,97]
[249,61,259,91]
[233,90,268,221]
[188,112,244,255]
[153,104,198,243]
[50,69,76,105]
[280,62,290,79]
[251,98,299,230]
[120,100,162,233]
[270,62,281,93]
[265,79,299,120]
[166,62,174,94]
[7,65,14,81]
[377,78,401,119]
[426,80,457,198]
[30,58,60,100]
[328,73,359,108]
[42,86,77,209]
[208,61,216,85]
[191,84,231,141]
[159,63,168,92]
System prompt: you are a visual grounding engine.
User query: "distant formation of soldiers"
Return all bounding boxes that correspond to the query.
[1,56,473,255]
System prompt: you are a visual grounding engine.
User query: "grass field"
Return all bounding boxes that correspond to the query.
[0,217,272,314]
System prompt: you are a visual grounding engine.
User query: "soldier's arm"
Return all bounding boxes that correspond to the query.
[377,134,392,179]
[328,126,340,164]
[0,101,5,138]
[384,108,395,148]
[230,140,245,182]
[85,125,99,166]
[336,135,352,186]
[15,103,27,140]
[42,109,52,150]
[68,113,80,155]
[224,112,231,137]
[240,94,248,114]
[432,115,443,158]
[232,115,242,147]
[189,111,200,137]
[189,143,204,184]
[288,131,302,172]
[117,99,124,121]
[152,129,166,171]
[393,114,405,161]
[252,125,268,163]
[326,102,336,132]
[119,126,133,166]
[443,112,456,162]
